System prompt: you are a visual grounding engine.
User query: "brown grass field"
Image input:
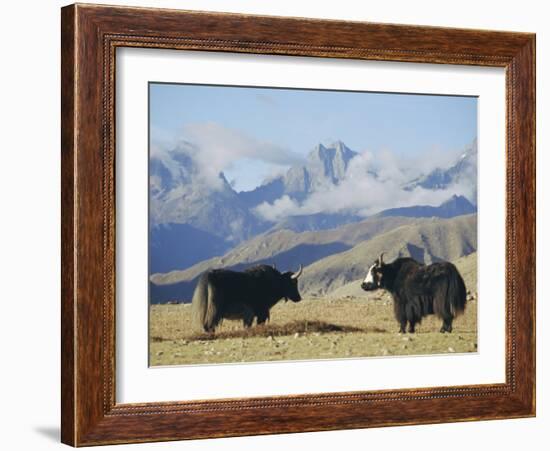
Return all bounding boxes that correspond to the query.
[149,290,477,366]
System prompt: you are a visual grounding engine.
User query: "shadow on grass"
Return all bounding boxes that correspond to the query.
[160,320,389,341]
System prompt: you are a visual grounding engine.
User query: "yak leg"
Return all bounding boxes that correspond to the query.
[440,318,453,333]
[256,309,270,325]
[203,316,218,333]
[399,320,407,334]
[408,321,416,333]
[243,316,254,328]
[242,308,255,328]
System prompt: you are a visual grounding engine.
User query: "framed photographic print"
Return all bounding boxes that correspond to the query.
[61,3,535,446]
[147,82,480,366]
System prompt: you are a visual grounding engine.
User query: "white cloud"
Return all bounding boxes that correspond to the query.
[184,122,300,164]
[152,124,476,221]
[254,195,301,222]
[253,148,475,222]
[154,122,301,191]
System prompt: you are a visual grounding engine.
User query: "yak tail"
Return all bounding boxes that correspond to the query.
[191,272,219,333]
[448,265,467,318]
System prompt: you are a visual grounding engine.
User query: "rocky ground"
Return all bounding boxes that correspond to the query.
[149,290,477,366]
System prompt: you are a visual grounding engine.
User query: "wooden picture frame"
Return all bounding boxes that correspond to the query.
[61,3,535,446]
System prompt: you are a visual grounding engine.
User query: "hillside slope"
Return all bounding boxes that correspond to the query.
[329,251,477,299]
[150,213,476,303]
[298,214,476,295]
[150,216,430,284]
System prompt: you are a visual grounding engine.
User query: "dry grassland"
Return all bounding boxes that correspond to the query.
[149,290,477,366]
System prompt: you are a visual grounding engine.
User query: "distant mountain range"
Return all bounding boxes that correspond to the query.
[405,138,478,204]
[149,139,477,273]
[150,223,231,274]
[268,212,364,233]
[150,141,263,242]
[239,141,358,206]
[377,194,476,219]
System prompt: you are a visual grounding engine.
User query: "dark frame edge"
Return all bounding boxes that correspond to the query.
[510,33,536,417]
[61,3,77,447]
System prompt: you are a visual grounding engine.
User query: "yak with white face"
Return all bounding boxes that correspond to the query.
[361,253,467,333]
[361,260,383,291]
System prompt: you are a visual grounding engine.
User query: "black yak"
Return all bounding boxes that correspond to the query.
[192,264,303,333]
[361,253,467,333]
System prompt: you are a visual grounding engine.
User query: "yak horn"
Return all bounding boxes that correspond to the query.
[378,252,385,265]
[291,264,303,280]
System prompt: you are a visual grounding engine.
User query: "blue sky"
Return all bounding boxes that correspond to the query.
[150,83,477,191]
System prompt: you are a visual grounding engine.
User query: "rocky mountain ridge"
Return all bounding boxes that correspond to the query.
[150,138,477,273]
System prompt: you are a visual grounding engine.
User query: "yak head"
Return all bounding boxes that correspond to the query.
[280,265,303,302]
[361,253,385,291]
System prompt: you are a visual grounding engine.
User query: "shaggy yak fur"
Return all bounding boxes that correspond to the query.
[361,255,467,333]
[192,264,303,333]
